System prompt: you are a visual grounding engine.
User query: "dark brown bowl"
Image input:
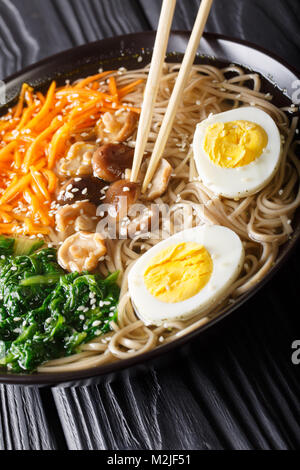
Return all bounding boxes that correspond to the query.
[0,31,299,387]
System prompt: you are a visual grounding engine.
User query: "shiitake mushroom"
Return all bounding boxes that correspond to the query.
[92,143,134,182]
[56,176,108,205]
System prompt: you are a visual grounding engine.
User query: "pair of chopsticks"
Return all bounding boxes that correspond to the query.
[130,0,214,192]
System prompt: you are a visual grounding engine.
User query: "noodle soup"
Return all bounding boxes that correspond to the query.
[0,62,299,373]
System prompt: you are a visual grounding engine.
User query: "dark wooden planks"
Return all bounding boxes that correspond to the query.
[0,0,150,78]
[0,0,299,451]
[0,385,63,450]
[139,0,300,70]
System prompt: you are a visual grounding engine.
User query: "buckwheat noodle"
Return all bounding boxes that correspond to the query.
[38,63,300,373]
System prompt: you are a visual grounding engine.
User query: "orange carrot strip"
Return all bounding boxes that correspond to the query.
[108,77,118,97]
[0,141,17,162]
[14,150,22,169]
[69,108,101,127]
[0,223,19,234]
[24,218,50,235]
[0,118,21,136]
[36,92,45,104]
[25,88,34,107]
[0,173,32,205]
[34,98,68,133]
[57,89,113,102]
[67,99,99,122]
[16,103,39,131]
[42,169,57,193]
[31,181,46,201]
[48,121,70,169]
[0,204,13,211]
[14,83,31,118]
[25,81,56,130]
[74,71,113,89]
[118,79,144,98]
[10,214,27,222]
[0,159,44,205]
[0,211,13,223]
[29,166,51,200]
[23,117,62,170]
[25,189,51,225]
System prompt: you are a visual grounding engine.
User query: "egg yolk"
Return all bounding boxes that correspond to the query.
[143,242,213,303]
[203,120,268,168]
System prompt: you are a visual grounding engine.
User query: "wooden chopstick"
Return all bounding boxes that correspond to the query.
[142,0,214,193]
[130,0,177,183]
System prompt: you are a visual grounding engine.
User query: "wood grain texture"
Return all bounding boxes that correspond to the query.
[0,0,299,451]
[0,386,61,450]
[140,0,300,70]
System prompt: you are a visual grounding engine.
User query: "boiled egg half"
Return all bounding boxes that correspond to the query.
[128,225,244,325]
[193,107,281,199]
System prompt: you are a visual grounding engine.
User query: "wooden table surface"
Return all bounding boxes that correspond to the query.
[0,0,300,450]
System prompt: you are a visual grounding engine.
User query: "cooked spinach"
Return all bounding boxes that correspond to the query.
[0,236,119,372]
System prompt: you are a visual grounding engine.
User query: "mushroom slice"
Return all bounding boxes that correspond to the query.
[58,231,107,273]
[57,142,96,178]
[96,110,138,143]
[56,176,109,206]
[105,180,140,221]
[55,201,98,238]
[92,143,134,182]
[146,159,172,201]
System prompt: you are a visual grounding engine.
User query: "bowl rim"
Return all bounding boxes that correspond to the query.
[0,30,299,386]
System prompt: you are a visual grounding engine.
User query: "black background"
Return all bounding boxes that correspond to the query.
[0,0,300,451]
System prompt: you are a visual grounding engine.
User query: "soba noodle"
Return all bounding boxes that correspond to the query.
[38,62,299,373]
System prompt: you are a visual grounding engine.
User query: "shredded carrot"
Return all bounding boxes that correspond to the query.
[36,92,45,104]
[0,174,32,205]
[42,169,57,193]
[29,167,51,201]
[0,141,17,162]
[0,211,13,223]
[14,150,22,170]
[48,122,70,169]
[16,104,40,131]
[0,223,19,234]
[23,117,62,170]
[14,84,32,118]
[25,81,57,130]
[25,189,51,226]
[0,70,143,236]
[0,204,13,211]
[24,218,50,235]
[118,79,144,98]
[75,71,113,89]
[108,76,118,102]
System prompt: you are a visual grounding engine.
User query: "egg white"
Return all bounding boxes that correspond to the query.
[193,107,281,199]
[128,225,245,326]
